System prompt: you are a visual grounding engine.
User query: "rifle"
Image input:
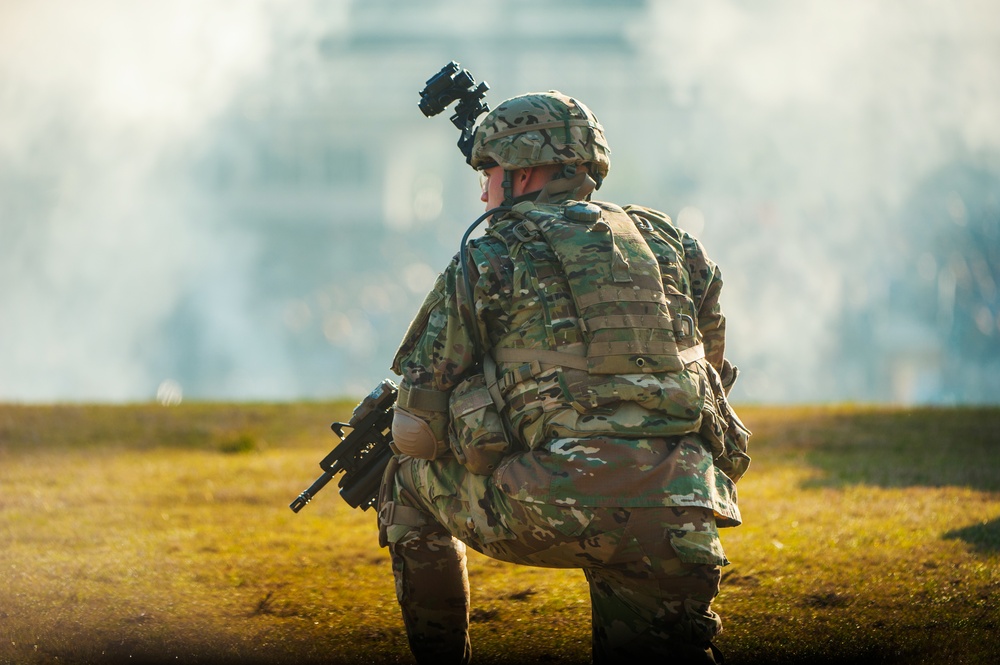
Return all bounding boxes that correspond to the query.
[289,379,398,513]
[291,63,487,513]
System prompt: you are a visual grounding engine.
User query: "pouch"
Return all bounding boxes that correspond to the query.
[699,360,752,483]
[448,372,512,475]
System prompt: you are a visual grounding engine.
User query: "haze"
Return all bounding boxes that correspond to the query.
[2,0,998,404]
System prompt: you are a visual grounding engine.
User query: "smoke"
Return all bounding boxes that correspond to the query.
[630,0,1000,402]
[0,1,279,400]
[1,1,998,403]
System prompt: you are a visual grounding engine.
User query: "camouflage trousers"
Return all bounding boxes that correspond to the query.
[382,454,727,665]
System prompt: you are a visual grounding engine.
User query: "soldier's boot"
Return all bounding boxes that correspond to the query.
[387,524,472,665]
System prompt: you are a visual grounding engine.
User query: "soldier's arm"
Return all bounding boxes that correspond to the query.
[391,255,469,444]
[682,234,727,373]
[390,242,506,442]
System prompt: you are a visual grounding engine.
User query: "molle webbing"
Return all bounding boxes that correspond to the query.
[521,203,693,375]
[576,287,665,308]
[494,346,589,372]
[493,342,705,382]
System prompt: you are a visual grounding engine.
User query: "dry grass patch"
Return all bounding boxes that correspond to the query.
[0,402,998,664]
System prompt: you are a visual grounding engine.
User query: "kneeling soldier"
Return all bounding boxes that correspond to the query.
[382,90,750,665]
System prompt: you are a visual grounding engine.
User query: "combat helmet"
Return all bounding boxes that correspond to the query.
[469,91,611,182]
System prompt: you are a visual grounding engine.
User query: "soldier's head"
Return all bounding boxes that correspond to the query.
[470,91,611,208]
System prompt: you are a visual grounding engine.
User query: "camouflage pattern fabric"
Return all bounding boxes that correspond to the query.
[388,195,746,662]
[387,453,726,664]
[469,91,611,177]
[389,523,472,664]
[390,200,744,524]
[513,201,701,375]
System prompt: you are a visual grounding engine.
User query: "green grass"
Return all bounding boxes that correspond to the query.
[1,403,999,664]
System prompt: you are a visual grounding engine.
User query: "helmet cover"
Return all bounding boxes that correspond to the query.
[469,91,610,178]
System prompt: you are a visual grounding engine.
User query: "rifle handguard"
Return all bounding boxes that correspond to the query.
[289,379,399,513]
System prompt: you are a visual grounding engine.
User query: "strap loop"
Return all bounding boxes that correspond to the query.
[494,346,590,372]
[398,384,450,412]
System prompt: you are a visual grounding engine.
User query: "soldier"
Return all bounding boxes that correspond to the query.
[380,91,750,664]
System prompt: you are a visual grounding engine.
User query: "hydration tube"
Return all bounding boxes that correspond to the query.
[457,205,511,364]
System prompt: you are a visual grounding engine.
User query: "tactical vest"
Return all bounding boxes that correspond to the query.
[485,200,710,449]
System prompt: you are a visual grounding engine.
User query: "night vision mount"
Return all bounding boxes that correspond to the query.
[418,61,490,164]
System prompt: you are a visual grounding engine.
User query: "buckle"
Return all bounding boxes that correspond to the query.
[675,314,695,338]
[512,222,538,242]
[378,501,395,526]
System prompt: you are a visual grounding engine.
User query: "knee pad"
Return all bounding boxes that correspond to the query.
[392,406,447,459]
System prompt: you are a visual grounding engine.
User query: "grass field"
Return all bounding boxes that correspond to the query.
[1,402,999,665]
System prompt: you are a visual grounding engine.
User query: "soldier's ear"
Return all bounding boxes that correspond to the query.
[508,167,531,197]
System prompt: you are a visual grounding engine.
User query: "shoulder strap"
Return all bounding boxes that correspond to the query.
[457,205,512,363]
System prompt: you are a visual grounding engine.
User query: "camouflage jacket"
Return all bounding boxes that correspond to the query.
[391,199,745,527]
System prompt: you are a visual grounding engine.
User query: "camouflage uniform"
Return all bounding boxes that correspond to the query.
[384,92,749,664]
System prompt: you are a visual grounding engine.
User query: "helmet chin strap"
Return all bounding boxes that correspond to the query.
[501,170,515,206]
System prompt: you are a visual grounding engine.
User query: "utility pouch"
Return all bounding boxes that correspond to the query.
[448,372,511,475]
[700,360,752,483]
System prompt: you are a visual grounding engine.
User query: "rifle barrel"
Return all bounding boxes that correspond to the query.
[289,471,333,513]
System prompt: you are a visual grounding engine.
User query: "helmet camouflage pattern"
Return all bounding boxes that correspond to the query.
[469,91,611,178]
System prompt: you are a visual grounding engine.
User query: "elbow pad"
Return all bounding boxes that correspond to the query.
[391,406,448,460]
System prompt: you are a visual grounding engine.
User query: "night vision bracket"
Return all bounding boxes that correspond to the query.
[418,61,490,164]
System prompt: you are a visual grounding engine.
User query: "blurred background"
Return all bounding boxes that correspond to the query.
[1,0,998,405]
